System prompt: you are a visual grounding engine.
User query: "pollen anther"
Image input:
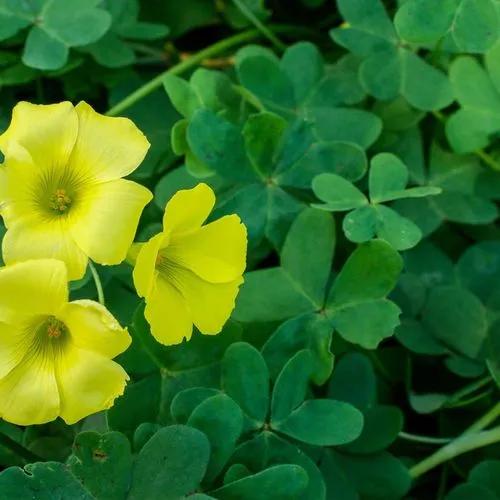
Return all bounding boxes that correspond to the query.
[44,316,67,340]
[49,189,72,213]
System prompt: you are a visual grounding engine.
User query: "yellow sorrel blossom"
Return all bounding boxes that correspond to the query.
[0,259,131,425]
[0,101,152,280]
[131,183,247,345]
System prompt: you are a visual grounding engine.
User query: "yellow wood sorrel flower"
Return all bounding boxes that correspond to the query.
[130,183,247,345]
[0,101,152,280]
[0,259,131,425]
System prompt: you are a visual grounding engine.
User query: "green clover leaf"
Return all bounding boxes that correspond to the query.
[313,153,441,250]
[331,0,454,110]
[0,0,112,70]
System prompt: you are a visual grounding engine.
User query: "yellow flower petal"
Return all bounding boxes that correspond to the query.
[0,322,26,379]
[55,344,128,425]
[144,278,193,345]
[167,215,247,283]
[2,217,88,281]
[172,267,243,334]
[132,232,165,297]
[70,179,152,266]
[0,165,6,208]
[0,354,59,426]
[0,260,68,323]
[0,101,77,172]
[68,101,150,182]
[127,242,143,266]
[162,183,215,236]
[0,142,40,228]
[60,300,131,358]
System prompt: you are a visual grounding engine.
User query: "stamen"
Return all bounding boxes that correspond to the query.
[49,188,72,213]
[17,315,70,365]
[43,316,69,341]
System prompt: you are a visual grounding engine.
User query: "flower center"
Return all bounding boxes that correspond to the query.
[49,189,72,213]
[155,250,183,284]
[155,252,176,276]
[20,315,71,363]
[42,316,69,340]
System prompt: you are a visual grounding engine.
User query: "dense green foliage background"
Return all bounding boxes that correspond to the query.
[0,0,499,498]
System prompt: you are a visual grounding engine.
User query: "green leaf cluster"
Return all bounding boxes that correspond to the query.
[1,0,500,498]
[162,42,380,249]
[445,460,500,499]
[0,0,168,71]
[0,332,410,499]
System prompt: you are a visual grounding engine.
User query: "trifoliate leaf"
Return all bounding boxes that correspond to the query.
[331,0,453,110]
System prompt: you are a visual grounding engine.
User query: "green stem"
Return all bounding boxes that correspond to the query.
[398,432,452,445]
[106,25,306,117]
[445,376,492,406]
[431,110,445,122]
[463,401,500,435]
[88,261,105,306]
[234,85,266,112]
[446,389,493,409]
[107,29,261,117]
[475,148,500,172]
[126,41,166,58]
[409,425,500,478]
[231,0,286,51]
[0,432,43,463]
[410,402,500,479]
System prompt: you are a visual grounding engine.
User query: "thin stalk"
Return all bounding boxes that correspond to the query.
[446,389,493,409]
[475,148,500,172]
[88,261,105,306]
[126,41,166,58]
[410,402,500,479]
[0,432,43,463]
[444,376,492,406]
[463,401,500,435]
[432,110,445,122]
[231,0,286,51]
[409,425,500,478]
[398,432,452,445]
[107,29,261,117]
[234,85,266,112]
[106,25,305,117]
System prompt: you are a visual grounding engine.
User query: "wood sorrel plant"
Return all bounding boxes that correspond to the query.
[0,0,498,498]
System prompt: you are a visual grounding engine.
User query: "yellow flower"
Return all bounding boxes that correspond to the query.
[0,101,152,280]
[131,183,247,345]
[0,259,131,425]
